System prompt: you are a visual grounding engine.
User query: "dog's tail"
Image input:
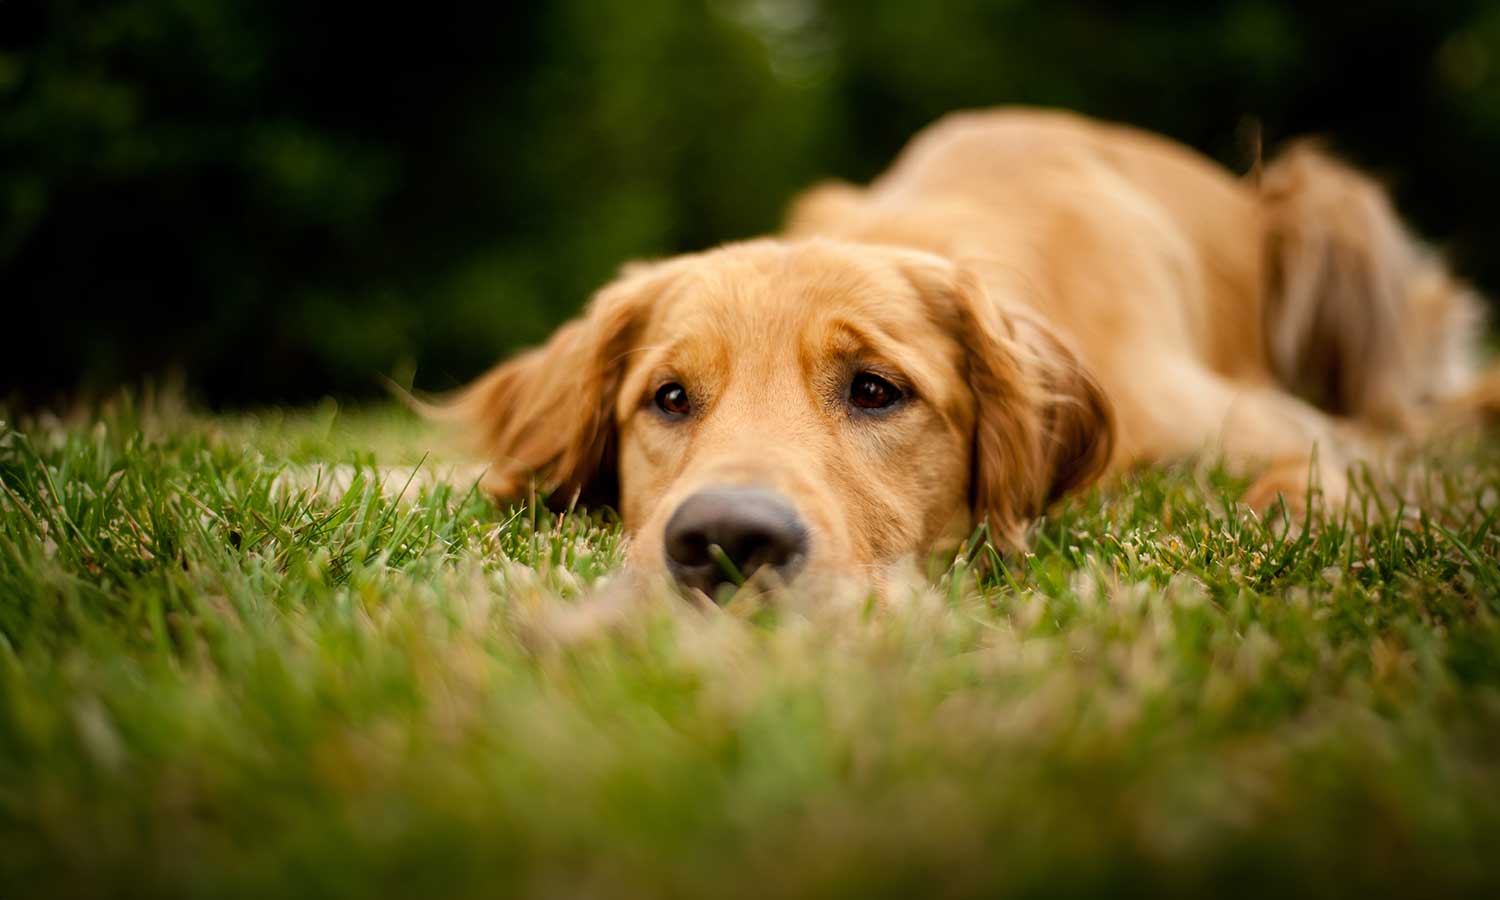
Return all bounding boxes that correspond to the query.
[1259,142,1490,431]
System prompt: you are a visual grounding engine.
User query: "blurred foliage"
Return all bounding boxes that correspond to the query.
[5,0,1500,405]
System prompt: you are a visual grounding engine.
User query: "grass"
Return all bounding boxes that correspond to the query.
[2,397,1499,899]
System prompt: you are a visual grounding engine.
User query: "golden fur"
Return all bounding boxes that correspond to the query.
[441,108,1492,585]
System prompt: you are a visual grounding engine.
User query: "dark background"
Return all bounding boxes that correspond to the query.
[5,0,1499,407]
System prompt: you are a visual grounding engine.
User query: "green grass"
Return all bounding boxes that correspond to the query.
[2,398,1500,899]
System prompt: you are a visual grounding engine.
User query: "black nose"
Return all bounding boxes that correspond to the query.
[663,487,808,599]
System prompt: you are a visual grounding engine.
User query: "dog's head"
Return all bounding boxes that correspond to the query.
[443,239,1112,598]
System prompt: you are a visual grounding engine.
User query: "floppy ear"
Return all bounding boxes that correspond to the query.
[910,261,1115,547]
[432,267,660,509]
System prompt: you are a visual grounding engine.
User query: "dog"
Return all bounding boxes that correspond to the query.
[436,108,1492,599]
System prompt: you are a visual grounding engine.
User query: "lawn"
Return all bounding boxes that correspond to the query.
[2,398,1499,898]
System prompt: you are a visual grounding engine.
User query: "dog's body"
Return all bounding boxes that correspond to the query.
[447,108,1490,596]
[790,110,1483,490]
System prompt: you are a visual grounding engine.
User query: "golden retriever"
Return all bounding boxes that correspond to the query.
[439,108,1492,598]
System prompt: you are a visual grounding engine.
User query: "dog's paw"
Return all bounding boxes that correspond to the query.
[1243,457,1348,528]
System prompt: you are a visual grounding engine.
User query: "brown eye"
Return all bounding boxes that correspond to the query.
[654,382,691,416]
[849,372,902,411]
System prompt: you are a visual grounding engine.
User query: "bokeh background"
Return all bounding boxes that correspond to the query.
[6,0,1500,407]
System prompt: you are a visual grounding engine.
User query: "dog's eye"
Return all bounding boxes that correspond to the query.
[849,372,902,411]
[654,382,691,416]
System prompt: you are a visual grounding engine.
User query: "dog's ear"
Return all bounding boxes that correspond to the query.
[909,260,1114,547]
[431,265,663,510]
